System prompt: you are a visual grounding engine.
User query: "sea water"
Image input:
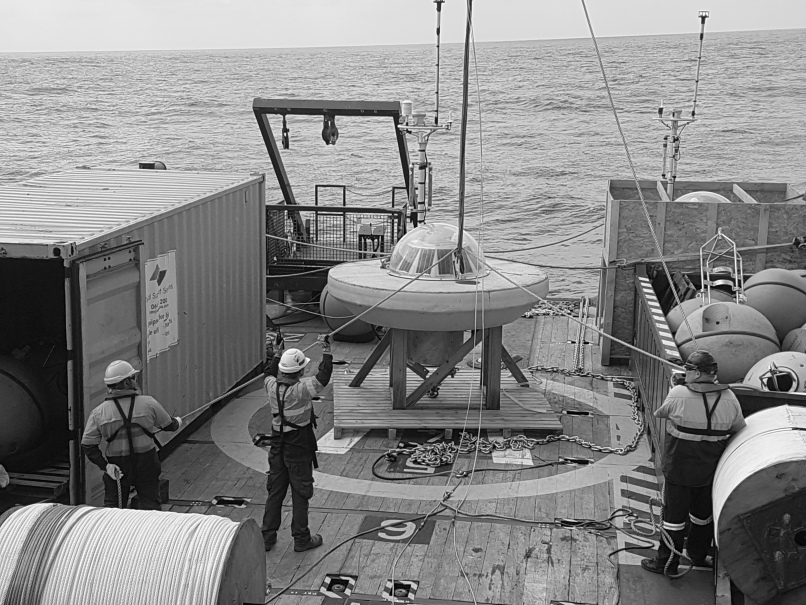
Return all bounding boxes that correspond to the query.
[1,28,805,296]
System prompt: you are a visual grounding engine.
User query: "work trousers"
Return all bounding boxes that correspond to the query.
[261,432,315,548]
[103,448,162,510]
[658,479,714,564]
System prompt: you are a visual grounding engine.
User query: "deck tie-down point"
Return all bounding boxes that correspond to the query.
[320,574,357,599]
[382,579,418,601]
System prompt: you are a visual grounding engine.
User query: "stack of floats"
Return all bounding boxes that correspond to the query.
[326,223,562,438]
[598,179,806,364]
[713,406,806,605]
[0,504,265,605]
[669,267,806,388]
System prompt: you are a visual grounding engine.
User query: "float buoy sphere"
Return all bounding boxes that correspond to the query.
[674,191,732,203]
[0,503,266,605]
[743,351,806,392]
[666,290,733,333]
[0,355,52,464]
[674,302,780,383]
[713,406,806,605]
[744,268,806,341]
[320,284,375,342]
[782,327,806,354]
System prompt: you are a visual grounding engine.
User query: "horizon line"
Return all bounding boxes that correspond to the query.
[1,26,802,56]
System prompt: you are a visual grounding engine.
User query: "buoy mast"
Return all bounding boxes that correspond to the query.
[657,11,709,201]
[398,1,453,228]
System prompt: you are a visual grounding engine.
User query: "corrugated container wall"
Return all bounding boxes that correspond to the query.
[94,175,267,426]
[0,167,266,458]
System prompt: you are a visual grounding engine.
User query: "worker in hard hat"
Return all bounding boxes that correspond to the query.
[261,333,332,553]
[641,350,746,577]
[81,360,182,509]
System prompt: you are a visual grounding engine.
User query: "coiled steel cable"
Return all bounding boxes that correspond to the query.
[0,503,242,605]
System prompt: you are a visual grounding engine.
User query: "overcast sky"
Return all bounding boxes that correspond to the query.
[2,0,804,53]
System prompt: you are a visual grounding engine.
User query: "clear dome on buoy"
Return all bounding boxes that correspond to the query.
[675,191,731,203]
[388,222,487,280]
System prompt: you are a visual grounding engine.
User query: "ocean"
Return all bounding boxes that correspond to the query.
[1,28,805,297]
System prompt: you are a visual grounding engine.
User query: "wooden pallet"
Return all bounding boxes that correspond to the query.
[333,370,562,439]
[7,459,70,498]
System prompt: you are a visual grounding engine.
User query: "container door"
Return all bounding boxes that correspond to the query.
[73,243,144,505]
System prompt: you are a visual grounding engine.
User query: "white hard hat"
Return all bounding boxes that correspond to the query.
[278,349,310,373]
[104,360,140,385]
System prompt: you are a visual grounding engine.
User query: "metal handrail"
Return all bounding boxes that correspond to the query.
[632,269,676,457]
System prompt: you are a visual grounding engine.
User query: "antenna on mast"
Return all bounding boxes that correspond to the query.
[434,0,445,126]
[656,10,709,200]
[691,11,709,119]
[396,1,453,228]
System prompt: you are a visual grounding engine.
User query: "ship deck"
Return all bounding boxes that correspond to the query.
[160,302,717,605]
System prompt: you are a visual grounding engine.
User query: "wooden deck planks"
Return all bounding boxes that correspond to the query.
[523,526,552,605]
[289,512,348,587]
[304,512,364,590]
[333,371,561,435]
[500,524,531,605]
[155,303,655,605]
[427,519,473,600]
[451,470,495,602]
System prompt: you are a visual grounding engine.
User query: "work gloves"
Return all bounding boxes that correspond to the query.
[319,334,331,354]
[266,332,284,359]
[105,463,124,480]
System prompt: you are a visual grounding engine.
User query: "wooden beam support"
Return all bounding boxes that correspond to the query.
[733,183,760,204]
[706,202,719,240]
[348,329,392,387]
[656,181,671,202]
[483,327,503,410]
[404,330,484,409]
[755,205,771,272]
[501,346,530,386]
[390,329,408,408]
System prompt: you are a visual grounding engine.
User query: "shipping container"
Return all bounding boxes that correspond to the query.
[0,167,266,507]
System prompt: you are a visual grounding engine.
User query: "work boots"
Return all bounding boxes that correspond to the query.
[641,556,679,577]
[294,534,323,552]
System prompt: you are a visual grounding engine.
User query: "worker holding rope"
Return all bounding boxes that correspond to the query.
[261,332,332,553]
[641,350,745,577]
[81,360,182,509]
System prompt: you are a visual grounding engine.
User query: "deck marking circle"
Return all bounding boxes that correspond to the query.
[210,383,647,501]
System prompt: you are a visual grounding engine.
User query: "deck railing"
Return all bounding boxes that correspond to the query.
[631,268,683,456]
[266,204,406,291]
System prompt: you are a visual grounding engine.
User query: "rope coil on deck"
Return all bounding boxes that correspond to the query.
[0,503,265,605]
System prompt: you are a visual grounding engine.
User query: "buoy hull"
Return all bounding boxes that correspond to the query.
[743,351,806,392]
[328,259,549,331]
[666,290,733,333]
[0,356,51,464]
[320,284,375,342]
[744,268,806,342]
[782,327,806,354]
[674,302,780,383]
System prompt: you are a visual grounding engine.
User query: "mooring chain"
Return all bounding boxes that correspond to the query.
[382,367,644,468]
[387,433,547,468]
[522,300,579,318]
[528,365,645,455]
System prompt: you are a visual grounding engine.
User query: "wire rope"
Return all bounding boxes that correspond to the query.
[579,0,699,349]
[0,504,244,605]
[487,223,603,253]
